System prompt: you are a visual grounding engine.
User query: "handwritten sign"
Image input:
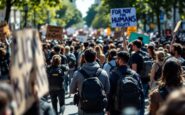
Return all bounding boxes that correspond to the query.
[111,8,137,28]
[46,25,63,40]
[10,29,49,115]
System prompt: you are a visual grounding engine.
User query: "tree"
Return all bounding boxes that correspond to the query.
[55,0,83,28]
[0,0,61,23]
[92,3,110,28]
[84,4,98,27]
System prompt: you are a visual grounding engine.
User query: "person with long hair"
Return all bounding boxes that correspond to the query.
[150,51,165,89]
[147,44,156,60]
[149,57,184,115]
[95,45,106,66]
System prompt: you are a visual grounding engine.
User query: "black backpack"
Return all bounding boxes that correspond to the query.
[79,68,108,113]
[139,51,153,81]
[154,63,162,81]
[48,66,64,91]
[115,69,143,111]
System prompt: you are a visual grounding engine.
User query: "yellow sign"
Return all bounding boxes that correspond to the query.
[10,29,49,115]
[46,25,63,40]
[126,26,137,37]
[106,27,111,36]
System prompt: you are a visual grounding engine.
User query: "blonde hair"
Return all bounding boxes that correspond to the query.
[95,45,103,55]
[156,51,165,62]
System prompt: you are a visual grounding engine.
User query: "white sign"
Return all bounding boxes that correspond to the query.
[111,8,137,28]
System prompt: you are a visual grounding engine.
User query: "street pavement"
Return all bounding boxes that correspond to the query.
[63,94,78,115]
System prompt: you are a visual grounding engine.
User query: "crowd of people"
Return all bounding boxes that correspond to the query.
[0,30,185,115]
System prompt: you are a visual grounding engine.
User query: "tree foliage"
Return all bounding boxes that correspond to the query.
[86,0,185,32]
[0,0,83,28]
[84,4,98,27]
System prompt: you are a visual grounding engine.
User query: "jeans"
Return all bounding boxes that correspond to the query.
[50,89,65,114]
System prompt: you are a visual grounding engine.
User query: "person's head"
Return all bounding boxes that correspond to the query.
[83,42,89,49]
[108,49,117,61]
[159,57,183,87]
[116,51,130,66]
[132,40,142,52]
[156,51,165,62]
[171,43,183,57]
[95,45,103,55]
[138,37,143,43]
[157,88,185,115]
[60,45,65,55]
[89,42,96,49]
[53,45,61,54]
[84,48,97,63]
[51,55,61,66]
[65,46,70,54]
[147,44,156,59]
[70,46,74,53]
[109,43,115,50]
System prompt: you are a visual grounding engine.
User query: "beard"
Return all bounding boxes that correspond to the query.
[116,61,120,67]
[170,51,175,56]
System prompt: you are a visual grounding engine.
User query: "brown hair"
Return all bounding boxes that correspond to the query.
[156,51,165,62]
[51,55,61,66]
[159,58,184,87]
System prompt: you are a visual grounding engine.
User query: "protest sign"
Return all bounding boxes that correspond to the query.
[77,30,88,42]
[111,8,137,28]
[174,20,182,33]
[171,20,182,45]
[10,29,49,115]
[126,26,137,36]
[0,22,11,40]
[46,25,63,40]
[129,32,150,44]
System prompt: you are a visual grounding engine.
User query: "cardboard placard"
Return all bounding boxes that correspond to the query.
[129,32,150,44]
[10,29,49,115]
[0,22,11,40]
[174,20,182,33]
[126,26,137,36]
[111,8,137,28]
[46,25,63,40]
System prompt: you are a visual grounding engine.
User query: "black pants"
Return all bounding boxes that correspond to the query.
[50,89,65,114]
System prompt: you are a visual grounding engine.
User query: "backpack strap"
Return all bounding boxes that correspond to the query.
[159,86,169,100]
[79,68,102,79]
[79,69,89,79]
[108,63,113,68]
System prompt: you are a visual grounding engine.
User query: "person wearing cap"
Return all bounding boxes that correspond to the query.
[108,51,144,115]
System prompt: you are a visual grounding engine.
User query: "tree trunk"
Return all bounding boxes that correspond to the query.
[4,0,12,23]
[173,1,177,28]
[156,10,161,36]
[144,14,147,32]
